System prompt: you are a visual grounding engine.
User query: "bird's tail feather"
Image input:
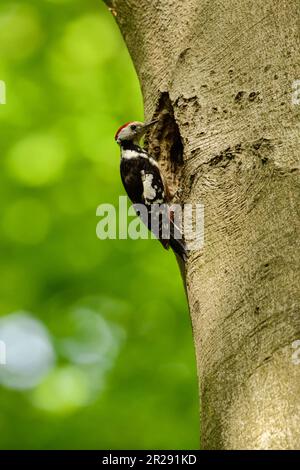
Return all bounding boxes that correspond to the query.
[169,236,188,262]
[167,218,188,262]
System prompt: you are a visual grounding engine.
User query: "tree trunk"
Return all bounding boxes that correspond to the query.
[105,0,300,449]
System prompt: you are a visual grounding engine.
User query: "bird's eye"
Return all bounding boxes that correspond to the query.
[130,125,137,131]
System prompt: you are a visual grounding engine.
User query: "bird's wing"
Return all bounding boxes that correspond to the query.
[141,168,165,205]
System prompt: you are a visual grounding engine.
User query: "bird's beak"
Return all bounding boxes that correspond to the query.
[142,119,159,130]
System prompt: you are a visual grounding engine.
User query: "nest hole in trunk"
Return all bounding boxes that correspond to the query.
[144,92,184,200]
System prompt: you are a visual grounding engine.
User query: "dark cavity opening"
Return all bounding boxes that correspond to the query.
[145,92,184,199]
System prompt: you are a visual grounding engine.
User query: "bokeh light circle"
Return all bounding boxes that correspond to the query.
[0,312,55,390]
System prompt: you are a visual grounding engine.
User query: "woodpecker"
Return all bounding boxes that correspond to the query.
[115,120,187,261]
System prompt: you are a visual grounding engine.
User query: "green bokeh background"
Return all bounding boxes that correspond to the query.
[0,0,198,449]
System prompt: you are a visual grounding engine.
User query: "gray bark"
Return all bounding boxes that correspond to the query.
[105,0,300,449]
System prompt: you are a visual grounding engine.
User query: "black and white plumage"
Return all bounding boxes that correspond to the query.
[115,120,187,261]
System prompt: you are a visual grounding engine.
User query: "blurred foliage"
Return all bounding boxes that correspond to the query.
[0,0,198,449]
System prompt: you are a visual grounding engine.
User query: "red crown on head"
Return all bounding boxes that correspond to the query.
[114,122,134,141]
